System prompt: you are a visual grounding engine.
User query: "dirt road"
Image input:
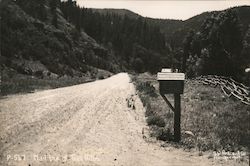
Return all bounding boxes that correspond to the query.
[0,73,240,166]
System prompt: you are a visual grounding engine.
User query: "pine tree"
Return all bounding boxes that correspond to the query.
[50,0,59,28]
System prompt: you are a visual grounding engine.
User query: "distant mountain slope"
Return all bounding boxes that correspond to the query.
[91,8,183,40]
[92,8,140,19]
[168,6,250,46]
[61,3,169,73]
[92,6,250,47]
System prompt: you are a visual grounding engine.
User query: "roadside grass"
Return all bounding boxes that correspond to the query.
[0,68,112,96]
[131,73,250,152]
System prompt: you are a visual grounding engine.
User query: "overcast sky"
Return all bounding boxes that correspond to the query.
[76,0,250,20]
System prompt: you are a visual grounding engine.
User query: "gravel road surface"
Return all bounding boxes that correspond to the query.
[0,73,242,166]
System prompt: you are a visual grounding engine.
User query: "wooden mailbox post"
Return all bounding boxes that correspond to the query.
[157,69,185,142]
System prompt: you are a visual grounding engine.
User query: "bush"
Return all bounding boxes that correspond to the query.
[156,128,172,141]
[147,115,166,127]
[145,103,154,117]
[98,75,105,80]
[34,70,44,78]
[136,82,158,97]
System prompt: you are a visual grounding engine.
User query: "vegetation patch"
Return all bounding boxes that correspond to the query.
[0,67,112,96]
[131,73,250,152]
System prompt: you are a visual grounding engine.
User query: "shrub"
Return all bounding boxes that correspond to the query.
[136,82,158,97]
[147,115,166,127]
[98,75,105,80]
[156,128,172,141]
[34,71,44,78]
[145,103,154,117]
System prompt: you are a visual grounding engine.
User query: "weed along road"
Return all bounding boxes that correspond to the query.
[0,73,231,166]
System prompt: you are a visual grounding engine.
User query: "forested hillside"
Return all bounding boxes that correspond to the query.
[1,0,249,85]
[182,7,250,83]
[60,1,169,73]
[0,0,121,79]
[91,6,250,83]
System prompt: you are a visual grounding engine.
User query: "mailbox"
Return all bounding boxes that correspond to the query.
[157,69,185,142]
[157,72,185,94]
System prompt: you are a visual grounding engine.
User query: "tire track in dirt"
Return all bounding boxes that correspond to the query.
[0,87,102,153]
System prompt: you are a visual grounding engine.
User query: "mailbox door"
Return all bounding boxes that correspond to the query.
[159,80,184,94]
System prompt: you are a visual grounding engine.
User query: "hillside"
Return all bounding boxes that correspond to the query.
[0,0,121,78]
[167,6,250,47]
[92,6,250,47]
[91,5,250,82]
[1,0,249,95]
[0,0,123,94]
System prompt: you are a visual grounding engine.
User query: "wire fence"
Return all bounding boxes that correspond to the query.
[136,74,250,105]
[192,75,250,105]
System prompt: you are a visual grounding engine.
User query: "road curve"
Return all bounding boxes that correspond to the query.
[0,73,226,166]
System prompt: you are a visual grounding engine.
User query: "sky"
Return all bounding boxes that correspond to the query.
[76,0,250,20]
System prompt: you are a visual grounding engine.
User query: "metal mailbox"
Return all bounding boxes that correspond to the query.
[157,72,185,94]
[157,69,185,142]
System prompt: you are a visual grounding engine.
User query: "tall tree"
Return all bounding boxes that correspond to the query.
[50,0,59,28]
[182,30,194,72]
